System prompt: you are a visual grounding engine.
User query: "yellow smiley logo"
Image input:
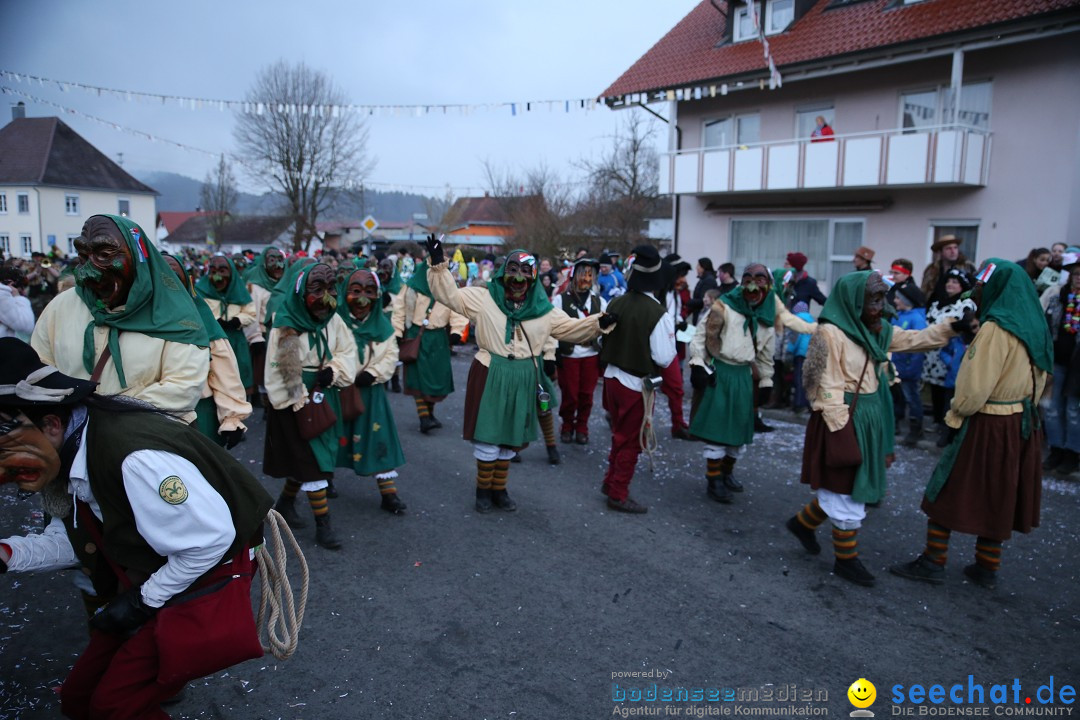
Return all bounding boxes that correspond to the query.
[848,678,876,709]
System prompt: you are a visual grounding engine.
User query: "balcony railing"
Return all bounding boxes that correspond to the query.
[659,124,992,195]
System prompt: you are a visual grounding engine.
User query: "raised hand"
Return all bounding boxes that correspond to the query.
[425,234,445,266]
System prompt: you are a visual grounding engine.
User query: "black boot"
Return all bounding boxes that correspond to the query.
[428,407,443,429]
[546,445,560,465]
[380,492,407,514]
[491,489,517,511]
[475,488,493,513]
[963,563,998,589]
[754,414,774,433]
[902,418,923,448]
[785,516,820,555]
[419,415,439,434]
[720,456,743,492]
[390,373,402,393]
[314,514,342,550]
[1056,449,1079,475]
[325,479,339,499]
[1043,446,1065,471]
[833,556,876,586]
[889,554,945,584]
[510,452,522,463]
[274,495,306,529]
[935,423,952,448]
[707,476,734,504]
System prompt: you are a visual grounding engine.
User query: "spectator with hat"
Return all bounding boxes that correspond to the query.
[921,235,977,305]
[784,252,828,310]
[922,268,977,447]
[853,246,875,272]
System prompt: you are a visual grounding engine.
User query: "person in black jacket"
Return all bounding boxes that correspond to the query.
[685,257,719,324]
[783,252,828,309]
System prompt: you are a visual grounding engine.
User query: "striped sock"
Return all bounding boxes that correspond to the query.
[974,537,1002,572]
[796,498,827,530]
[706,457,723,482]
[376,472,398,496]
[282,478,302,499]
[475,460,495,490]
[924,520,952,566]
[719,455,736,476]
[415,396,431,418]
[492,459,510,491]
[539,410,557,448]
[831,526,859,560]
[306,488,329,517]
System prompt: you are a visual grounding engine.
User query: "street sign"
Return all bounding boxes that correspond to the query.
[361,215,379,235]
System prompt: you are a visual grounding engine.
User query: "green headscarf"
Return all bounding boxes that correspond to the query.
[272,262,334,362]
[337,268,395,346]
[974,259,1053,373]
[243,248,284,292]
[75,215,208,388]
[383,263,404,295]
[406,260,433,297]
[720,284,777,338]
[195,255,253,315]
[818,271,893,363]
[487,249,554,343]
[163,253,226,342]
[266,257,316,329]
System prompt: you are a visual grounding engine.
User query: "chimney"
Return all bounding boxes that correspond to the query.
[11,102,26,121]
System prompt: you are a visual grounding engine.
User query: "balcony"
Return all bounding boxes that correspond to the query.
[660,125,991,196]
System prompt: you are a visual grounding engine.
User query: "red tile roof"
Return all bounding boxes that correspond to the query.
[602,0,1080,98]
[157,211,219,233]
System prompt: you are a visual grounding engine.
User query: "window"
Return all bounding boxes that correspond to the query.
[0,235,8,255]
[118,198,130,217]
[67,235,80,255]
[901,89,938,130]
[737,114,761,145]
[730,218,865,290]
[796,105,836,140]
[0,193,6,213]
[704,118,734,148]
[17,193,29,214]
[733,4,759,41]
[65,194,80,215]
[703,113,760,148]
[931,223,978,264]
[734,1,792,41]
[20,235,32,255]
[902,81,992,132]
[767,0,794,33]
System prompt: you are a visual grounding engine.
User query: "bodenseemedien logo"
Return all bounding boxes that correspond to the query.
[849,678,877,717]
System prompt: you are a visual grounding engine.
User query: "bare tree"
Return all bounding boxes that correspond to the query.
[234,61,374,252]
[480,160,576,258]
[199,154,238,249]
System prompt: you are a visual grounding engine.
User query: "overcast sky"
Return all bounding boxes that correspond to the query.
[0,0,699,199]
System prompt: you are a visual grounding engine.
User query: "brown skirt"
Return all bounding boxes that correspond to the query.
[263,406,332,483]
[249,340,267,392]
[800,410,858,496]
[921,413,1042,541]
[462,358,487,442]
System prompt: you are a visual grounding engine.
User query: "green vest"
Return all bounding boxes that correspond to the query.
[69,407,272,586]
[557,291,601,357]
[598,291,667,378]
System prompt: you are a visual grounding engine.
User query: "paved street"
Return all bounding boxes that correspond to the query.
[2,348,1078,719]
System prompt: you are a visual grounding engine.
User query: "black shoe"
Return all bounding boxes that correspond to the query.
[707,477,734,504]
[722,474,743,492]
[390,375,402,393]
[963,563,998,589]
[429,414,443,429]
[419,415,438,434]
[1043,447,1064,471]
[560,431,573,444]
[600,482,611,497]
[671,426,692,440]
[475,488,493,513]
[491,489,517,511]
[785,516,821,555]
[380,492,407,514]
[575,432,589,445]
[273,496,306,529]
[607,496,648,514]
[754,416,774,433]
[314,515,342,550]
[833,557,876,586]
[889,554,945,584]
[935,424,952,448]
[902,419,924,448]
[510,453,522,463]
[325,480,339,499]
[546,445,560,465]
[1056,450,1079,475]
[161,685,187,706]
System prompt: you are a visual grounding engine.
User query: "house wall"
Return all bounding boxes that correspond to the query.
[0,185,40,257]
[672,34,1080,293]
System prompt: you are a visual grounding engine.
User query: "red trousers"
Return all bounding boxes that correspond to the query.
[602,378,646,501]
[659,356,687,432]
[557,355,601,436]
[61,622,185,720]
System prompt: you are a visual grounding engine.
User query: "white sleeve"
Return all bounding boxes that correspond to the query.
[650,311,677,369]
[2,516,78,572]
[0,286,35,335]
[121,449,236,608]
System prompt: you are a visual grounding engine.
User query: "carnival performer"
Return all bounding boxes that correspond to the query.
[377,256,407,393]
[552,257,607,445]
[688,263,781,503]
[243,247,286,405]
[784,271,965,587]
[393,253,468,433]
[424,235,612,513]
[598,245,676,514]
[336,267,408,514]
[264,262,358,550]
[163,254,251,448]
[195,254,257,390]
[891,260,1049,589]
[0,338,272,719]
[31,214,209,424]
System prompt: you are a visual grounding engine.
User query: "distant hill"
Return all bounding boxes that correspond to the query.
[137,170,442,224]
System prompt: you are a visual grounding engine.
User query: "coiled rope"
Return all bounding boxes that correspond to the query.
[255,509,309,661]
[639,384,659,472]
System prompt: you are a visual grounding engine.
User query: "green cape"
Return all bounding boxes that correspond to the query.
[195,255,253,313]
[273,262,334,362]
[720,284,776,338]
[75,215,208,387]
[338,269,395,346]
[243,248,284,292]
[407,260,433,297]
[266,258,316,329]
[818,271,894,363]
[975,259,1053,373]
[163,253,226,342]
[487,249,553,343]
[383,264,404,295]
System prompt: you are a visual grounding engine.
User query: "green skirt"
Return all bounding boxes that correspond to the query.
[194,396,225,446]
[846,382,892,504]
[337,384,405,476]
[403,325,454,398]
[689,359,754,446]
[225,326,254,389]
[302,369,345,473]
[472,355,542,447]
